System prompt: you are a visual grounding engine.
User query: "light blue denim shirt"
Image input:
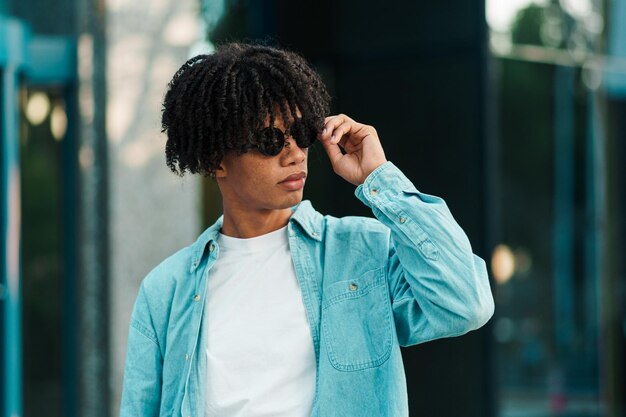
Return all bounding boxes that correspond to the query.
[120,161,495,417]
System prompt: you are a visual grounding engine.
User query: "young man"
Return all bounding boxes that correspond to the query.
[120,42,495,417]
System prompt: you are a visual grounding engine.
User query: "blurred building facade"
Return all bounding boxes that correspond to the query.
[487,0,626,415]
[1,1,625,417]
[1,0,202,416]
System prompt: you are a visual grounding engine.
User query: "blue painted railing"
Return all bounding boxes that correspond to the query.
[0,16,28,417]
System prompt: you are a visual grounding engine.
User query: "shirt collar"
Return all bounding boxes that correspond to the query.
[189,199,323,273]
[289,200,324,242]
[189,215,223,273]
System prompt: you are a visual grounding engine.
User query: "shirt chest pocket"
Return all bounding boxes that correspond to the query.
[321,267,393,371]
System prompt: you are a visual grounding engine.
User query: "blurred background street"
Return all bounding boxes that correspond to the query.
[1,0,625,416]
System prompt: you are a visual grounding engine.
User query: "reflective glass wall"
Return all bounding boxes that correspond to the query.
[487,0,626,415]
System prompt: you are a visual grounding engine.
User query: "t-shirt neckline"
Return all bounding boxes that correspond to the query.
[217,224,289,252]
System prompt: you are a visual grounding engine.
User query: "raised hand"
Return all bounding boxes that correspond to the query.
[318,114,388,186]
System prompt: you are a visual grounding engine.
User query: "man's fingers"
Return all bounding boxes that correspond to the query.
[329,121,354,144]
[321,116,341,141]
[319,131,344,164]
[322,114,353,141]
[324,114,353,124]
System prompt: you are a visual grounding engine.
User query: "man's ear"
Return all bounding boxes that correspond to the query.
[214,160,227,179]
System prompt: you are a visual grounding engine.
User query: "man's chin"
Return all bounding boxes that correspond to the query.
[281,191,304,209]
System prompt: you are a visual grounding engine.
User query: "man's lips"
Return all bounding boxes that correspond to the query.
[279,172,306,183]
[278,172,306,191]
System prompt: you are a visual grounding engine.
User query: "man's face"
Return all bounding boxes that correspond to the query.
[216,109,309,212]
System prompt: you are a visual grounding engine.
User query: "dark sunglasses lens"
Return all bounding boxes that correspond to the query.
[290,120,316,148]
[258,127,285,156]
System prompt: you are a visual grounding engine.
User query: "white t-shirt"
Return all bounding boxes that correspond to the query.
[204,225,316,417]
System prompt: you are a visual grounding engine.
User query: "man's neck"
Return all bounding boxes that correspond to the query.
[220,205,293,239]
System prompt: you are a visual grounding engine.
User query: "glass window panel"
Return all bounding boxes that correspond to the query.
[20,86,67,417]
[488,1,624,416]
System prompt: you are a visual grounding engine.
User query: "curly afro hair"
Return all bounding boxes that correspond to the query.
[161,42,332,177]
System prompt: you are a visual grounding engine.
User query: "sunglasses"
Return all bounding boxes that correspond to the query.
[252,119,317,156]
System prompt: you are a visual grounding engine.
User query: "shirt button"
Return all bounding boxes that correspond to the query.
[370,188,378,196]
[311,232,318,237]
[209,243,215,252]
[399,216,406,224]
[349,283,358,291]
[185,354,189,361]
[193,294,200,302]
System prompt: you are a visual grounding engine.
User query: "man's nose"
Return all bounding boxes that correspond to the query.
[282,137,307,163]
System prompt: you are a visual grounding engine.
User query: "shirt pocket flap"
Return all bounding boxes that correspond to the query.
[323,267,385,309]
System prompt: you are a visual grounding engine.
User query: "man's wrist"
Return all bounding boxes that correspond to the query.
[354,161,395,204]
[358,159,389,186]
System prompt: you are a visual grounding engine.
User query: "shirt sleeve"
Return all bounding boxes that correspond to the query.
[355,161,495,346]
[119,283,163,417]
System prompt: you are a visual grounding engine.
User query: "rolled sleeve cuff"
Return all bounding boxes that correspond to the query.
[355,161,416,207]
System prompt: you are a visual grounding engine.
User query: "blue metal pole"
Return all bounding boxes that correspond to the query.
[1,17,27,417]
[553,65,575,360]
[585,87,605,394]
[62,81,78,417]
